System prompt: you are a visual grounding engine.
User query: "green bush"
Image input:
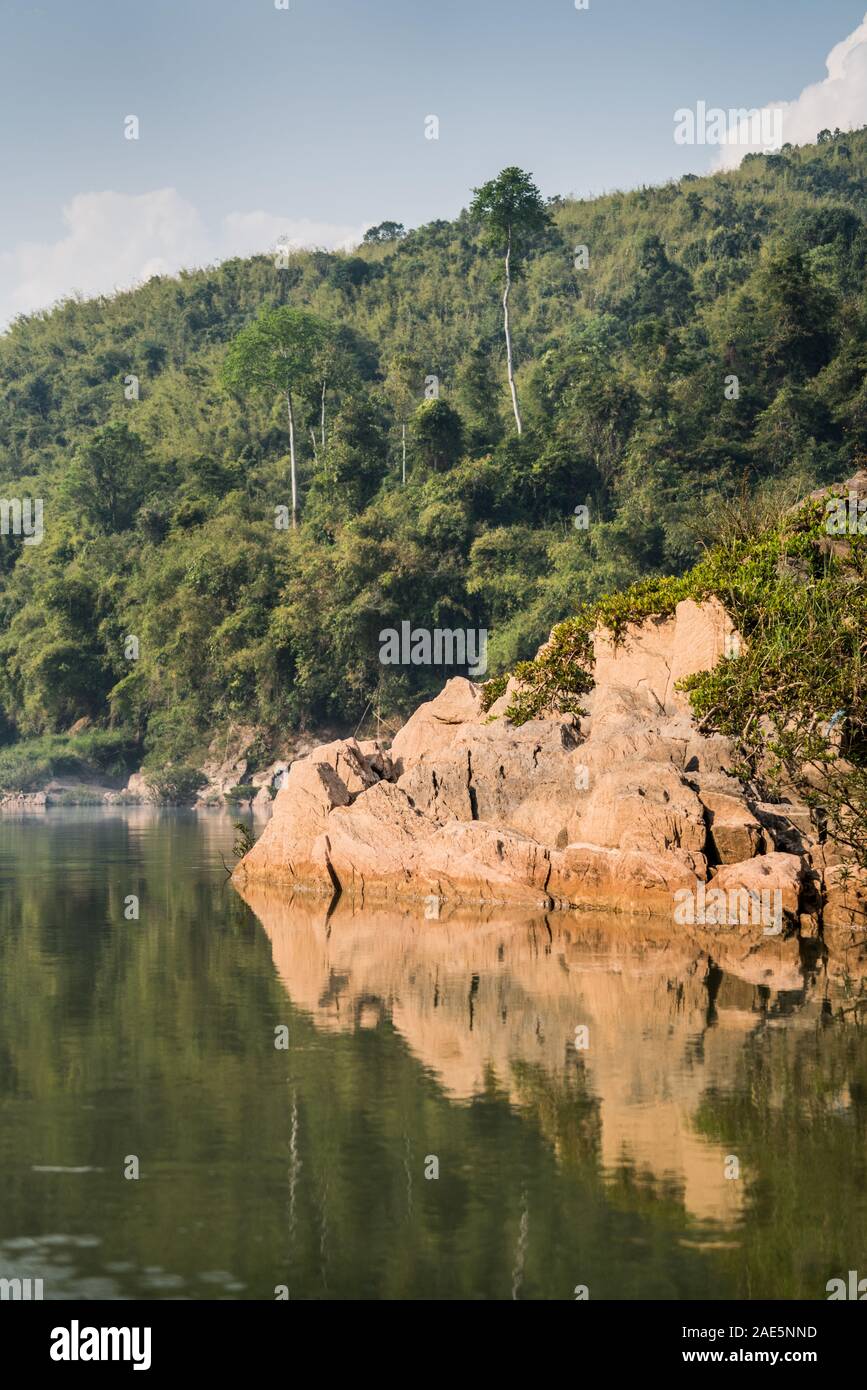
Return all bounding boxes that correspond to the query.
[224,783,257,804]
[0,729,138,792]
[144,765,207,806]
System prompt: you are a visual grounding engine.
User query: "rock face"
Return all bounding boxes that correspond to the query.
[234,603,834,922]
[591,597,738,716]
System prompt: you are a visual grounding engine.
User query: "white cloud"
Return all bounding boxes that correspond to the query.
[714,11,867,168]
[221,210,363,259]
[0,189,366,327]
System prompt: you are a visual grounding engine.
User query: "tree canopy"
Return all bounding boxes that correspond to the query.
[1,130,866,778]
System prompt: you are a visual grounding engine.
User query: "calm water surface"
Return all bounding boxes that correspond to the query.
[1,808,866,1300]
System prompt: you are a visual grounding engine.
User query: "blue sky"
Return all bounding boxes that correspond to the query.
[1,0,866,322]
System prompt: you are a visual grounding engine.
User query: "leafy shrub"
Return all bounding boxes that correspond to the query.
[223,783,257,804]
[144,765,207,806]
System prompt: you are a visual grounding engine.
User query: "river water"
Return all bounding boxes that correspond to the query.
[1,807,865,1301]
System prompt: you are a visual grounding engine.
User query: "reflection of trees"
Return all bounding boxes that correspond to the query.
[692,1006,867,1298]
[4,812,867,1300]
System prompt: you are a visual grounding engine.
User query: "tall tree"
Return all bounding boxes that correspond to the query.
[470,168,550,435]
[223,308,330,529]
[382,351,423,484]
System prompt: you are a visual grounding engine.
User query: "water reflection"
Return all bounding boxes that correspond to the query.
[0,809,865,1300]
[238,882,867,1242]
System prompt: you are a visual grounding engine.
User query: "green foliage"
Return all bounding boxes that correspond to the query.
[62,422,154,533]
[224,783,256,804]
[493,486,867,864]
[1,133,866,770]
[144,765,207,806]
[222,305,333,403]
[469,166,551,263]
[0,729,137,792]
[233,820,256,857]
[408,398,464,472]
[363,221,406,244]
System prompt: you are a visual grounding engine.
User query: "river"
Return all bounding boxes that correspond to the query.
[1,807,865,1300]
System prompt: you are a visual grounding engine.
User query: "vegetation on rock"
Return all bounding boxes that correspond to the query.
[488,472,867,865]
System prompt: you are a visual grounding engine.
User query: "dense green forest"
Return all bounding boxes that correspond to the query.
[1,127,865,782]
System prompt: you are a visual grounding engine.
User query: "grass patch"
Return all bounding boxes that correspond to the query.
[0,729,139,793]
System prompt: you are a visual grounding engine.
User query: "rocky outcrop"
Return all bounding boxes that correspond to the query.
[0,790,47,813]
[234,602,835,922]
[591,597,739,716]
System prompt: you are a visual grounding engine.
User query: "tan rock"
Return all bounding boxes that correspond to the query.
[571,763,707,855]
[125,771,154,802]
[592,597,740,716]
[698,790,764,864]
[669,598,740,702]
[712,852,803,922]
[822,863,867,931]
[235,757,351,889]
[549,843,708,914]
[312,782,433,898]
[250,759,289,789]
[413,820,556,907]
[753,802,815,855]
[305,737,380,796]
[0,790,47,813]
[357,739,394,780]
[232,599,772,914]
[397,714,584,844]
[591,616,674,714]
[390,677,482,774]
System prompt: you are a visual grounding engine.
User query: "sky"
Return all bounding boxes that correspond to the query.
[0,0,866,325]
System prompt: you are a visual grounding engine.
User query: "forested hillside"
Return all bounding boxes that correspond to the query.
[1,128,865,781]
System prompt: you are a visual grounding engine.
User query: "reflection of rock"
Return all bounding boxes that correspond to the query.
[0,791,47,813]
[238,888,861,1222]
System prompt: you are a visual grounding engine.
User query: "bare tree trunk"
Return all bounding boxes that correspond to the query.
[503,226,522,435]
[320,377,327,461]
[401,422,407,485]
[287,389,297,529]
[309,427,318,463]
